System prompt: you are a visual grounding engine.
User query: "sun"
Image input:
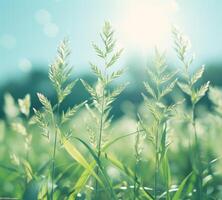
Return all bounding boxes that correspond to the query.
[115,0,179,54]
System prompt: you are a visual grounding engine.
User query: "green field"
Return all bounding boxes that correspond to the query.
[0,22,222,200]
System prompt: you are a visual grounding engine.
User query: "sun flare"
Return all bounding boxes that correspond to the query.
[116,0,179,53]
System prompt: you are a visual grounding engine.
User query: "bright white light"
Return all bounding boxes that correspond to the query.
[116,0,179,54]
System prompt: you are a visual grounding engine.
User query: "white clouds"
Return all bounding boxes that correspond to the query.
[18,58,32,72]
[0,34,16,49]
[35,9,59,37]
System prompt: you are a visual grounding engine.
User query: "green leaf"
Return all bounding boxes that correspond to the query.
[38,178,48,200]
[71,161,96,197]
[104,153,154,200]
[162,155,171,200]
[73,137,118,200]
[62,137,103,187]
[22,160,33,182]
[0,163,19,173]
[172,172,192,200]
[71,130,138,196]
[160,125,168,161]
[104,131,140,151]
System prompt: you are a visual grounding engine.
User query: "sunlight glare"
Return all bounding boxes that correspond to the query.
[116,0,179,54]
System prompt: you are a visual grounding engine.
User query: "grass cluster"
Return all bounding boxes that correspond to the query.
[0,22,222,200]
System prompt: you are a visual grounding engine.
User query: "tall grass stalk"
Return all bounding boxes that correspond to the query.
[133,126,144,200]
[50,115,58,200]
[140,49,178,198]
[34,38,80,199]
[95,80,105,199]
[173,27,209,199]
[81,22,127,199]
[96,65,107,182]
[154,120,160,199]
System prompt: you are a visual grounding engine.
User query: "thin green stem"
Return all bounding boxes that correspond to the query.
[98,89,105,160]
[103,130,144,151]
[95,87,105,199]
[165,155,170,200]
[95,54,109,199]
[191,104,203,199]
[133,163,137,200]
[50,104,60,200]
[182,54,203,199]
[50,128,58,200]
[154,122,160,200]
[154,79,161,199]
[164,124,170,200]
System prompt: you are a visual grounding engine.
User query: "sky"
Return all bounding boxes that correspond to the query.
[1,0,222,83]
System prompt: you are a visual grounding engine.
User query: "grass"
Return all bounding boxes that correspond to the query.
[0,22,222,200]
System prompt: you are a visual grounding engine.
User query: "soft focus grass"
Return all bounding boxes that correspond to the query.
[0,23,222,200]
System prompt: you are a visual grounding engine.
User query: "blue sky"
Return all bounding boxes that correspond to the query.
[1,0,222,83]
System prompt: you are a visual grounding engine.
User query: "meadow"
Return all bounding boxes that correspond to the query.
[0,22,221,200]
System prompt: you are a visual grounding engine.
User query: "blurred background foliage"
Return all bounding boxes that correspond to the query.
[1,0,222,119]
[0,62,222,119]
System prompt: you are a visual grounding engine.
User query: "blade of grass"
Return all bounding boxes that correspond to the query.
[73,137,118,200]
[172,172,193,200]
[69,130,147,198]
[69,162,96,198]
[104,153,154,200]
[62,137,103,187]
